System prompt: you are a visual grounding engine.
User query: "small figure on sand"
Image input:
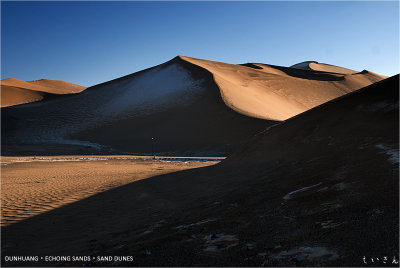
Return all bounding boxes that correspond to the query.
[152,137,155,160]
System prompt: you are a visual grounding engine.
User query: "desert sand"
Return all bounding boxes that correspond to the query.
[1,56,386,155]
[1,156,218,226]
[1,78,86,107]
[1,75,398,267]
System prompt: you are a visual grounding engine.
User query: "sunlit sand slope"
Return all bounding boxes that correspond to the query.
[1,85,44,107]
[27,79,86,94]
[182,56,384,120]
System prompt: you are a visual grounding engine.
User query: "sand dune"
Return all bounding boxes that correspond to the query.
[0,78,86,107]
[182,56,384,120]
[2,78,57,93]
[27,79,86,94]
[0,85,44,108]
[2,75,398,266]
[1,56,385,155]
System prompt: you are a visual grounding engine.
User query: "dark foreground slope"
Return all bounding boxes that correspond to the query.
[127,74,399,266]
[2,76,398,267]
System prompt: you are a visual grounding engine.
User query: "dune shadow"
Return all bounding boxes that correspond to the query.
[239,63,263,70]
[240,63,346,81]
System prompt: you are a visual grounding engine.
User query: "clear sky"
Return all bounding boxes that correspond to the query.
[1,1,399,87]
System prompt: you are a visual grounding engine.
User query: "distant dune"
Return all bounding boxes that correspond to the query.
[27,79,86,94]
[0,78,86,107]
[1,56,386,155]
[1,85,44,108]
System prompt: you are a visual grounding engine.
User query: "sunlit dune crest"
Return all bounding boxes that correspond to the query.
[180,56,385,121]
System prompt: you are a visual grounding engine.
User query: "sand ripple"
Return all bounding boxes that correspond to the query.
[1,157,214,226]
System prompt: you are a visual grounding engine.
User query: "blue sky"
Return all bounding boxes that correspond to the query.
[1,1,399,87]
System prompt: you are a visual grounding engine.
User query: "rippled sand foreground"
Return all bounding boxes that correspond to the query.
[1,156,219,226]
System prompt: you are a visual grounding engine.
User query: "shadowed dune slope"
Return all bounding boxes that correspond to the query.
[127,77,399,267]
[1,56,385,155]
[151,74,398,266]
[2,76,398,267]
[1,78,86,107]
